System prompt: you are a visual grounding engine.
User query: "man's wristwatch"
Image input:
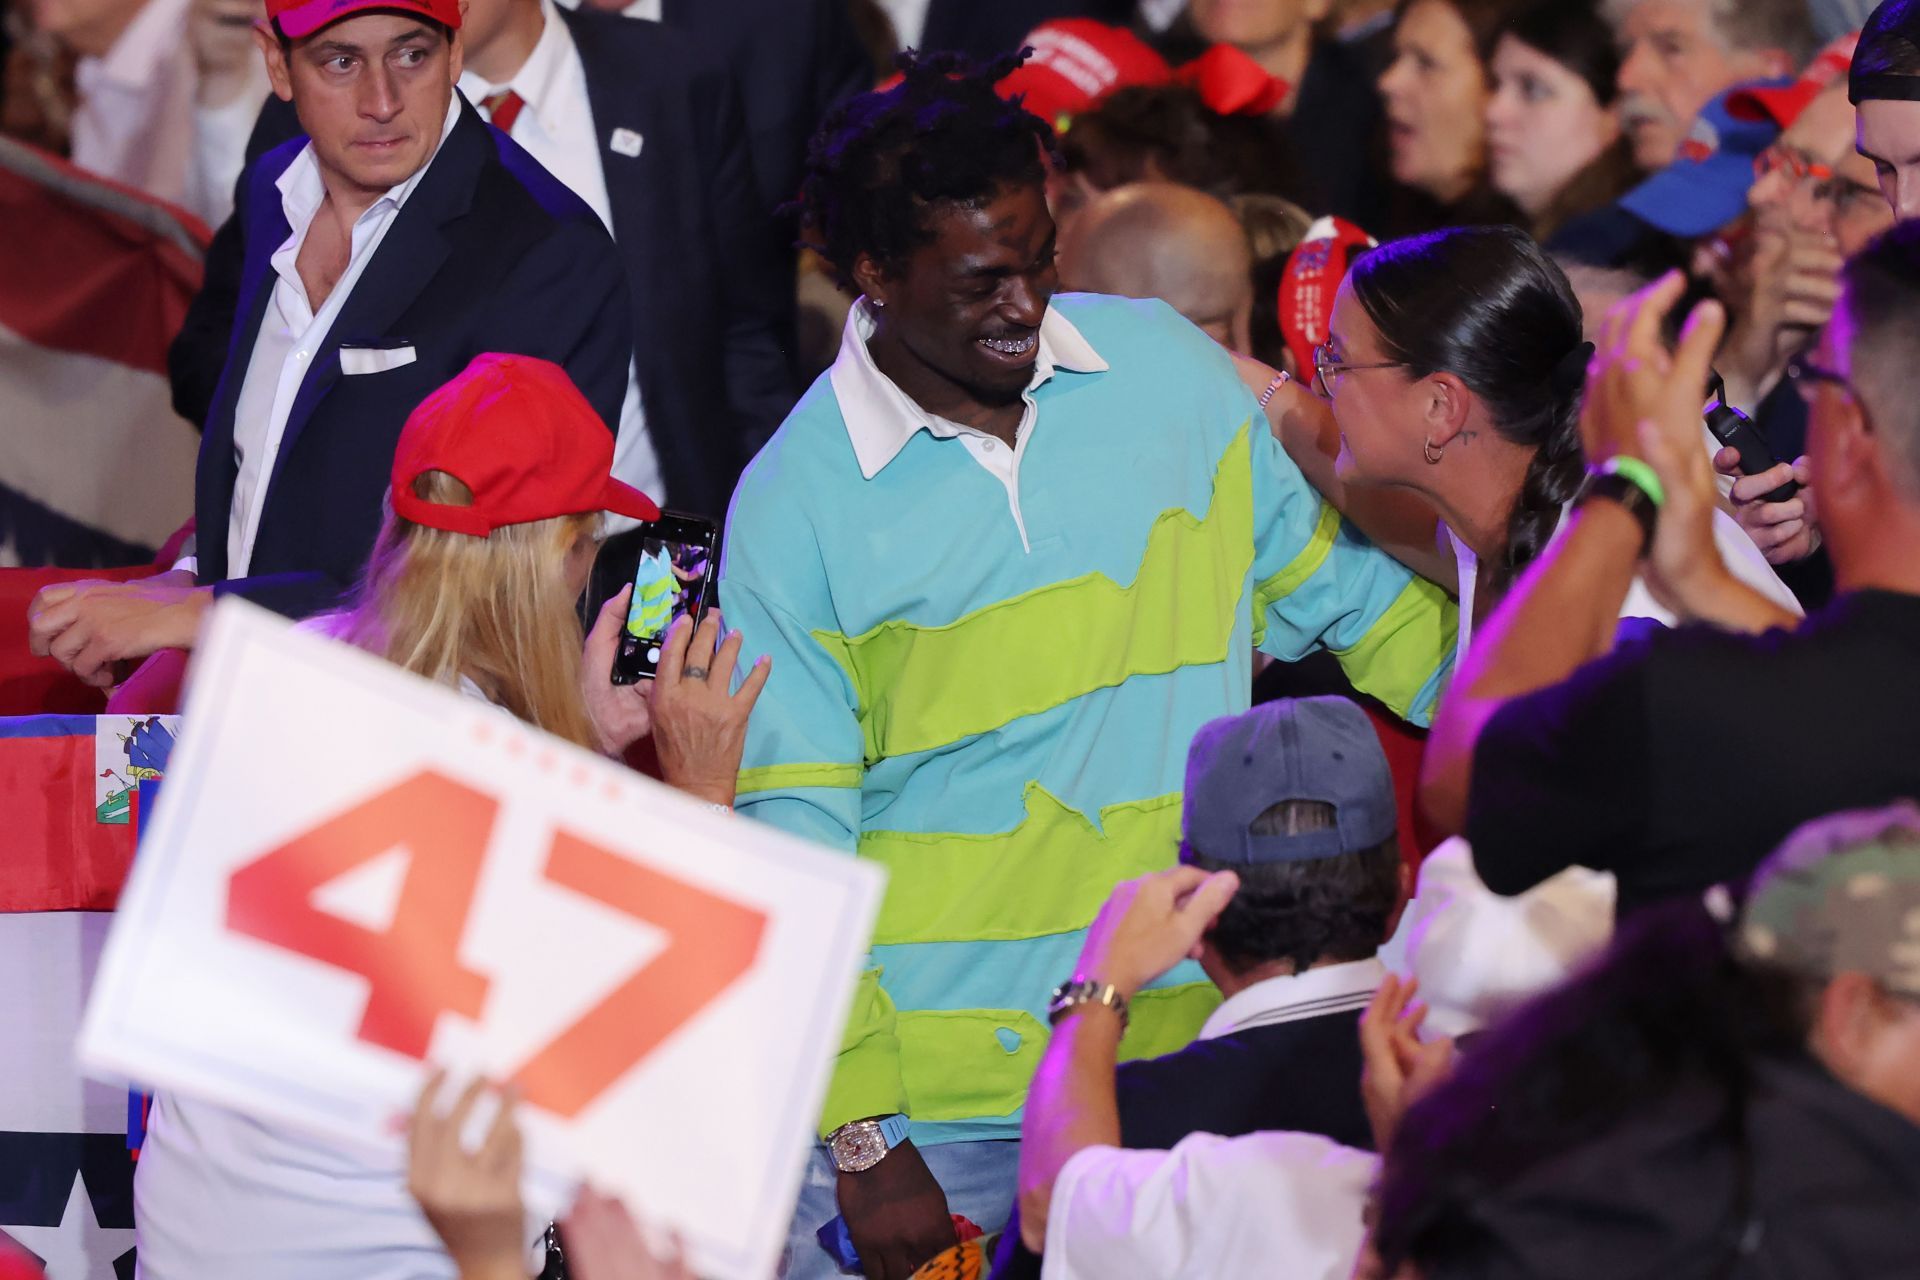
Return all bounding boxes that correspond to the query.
[1580,457,1664,555]
[827,1113,911,1173]
[1047,978,1129,1029]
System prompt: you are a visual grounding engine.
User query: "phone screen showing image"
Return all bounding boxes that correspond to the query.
[611,514,718,684]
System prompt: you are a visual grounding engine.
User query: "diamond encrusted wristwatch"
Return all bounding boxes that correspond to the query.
[827,1113,912,1173]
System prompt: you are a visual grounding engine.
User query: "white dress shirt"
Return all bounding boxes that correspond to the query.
[829,298,1108,551]
[460,0,663,513]
[1044,1129,1376,1280]
[220,90,460,579]
[70,0,196,208]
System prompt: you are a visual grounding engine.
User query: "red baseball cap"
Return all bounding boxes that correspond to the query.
[998,20,1172,129]
[267,0,460,41]
[1171,44,1289,117]
[1726,32,1859,127]
[1278,217,1377,380]
[390,354,658,537]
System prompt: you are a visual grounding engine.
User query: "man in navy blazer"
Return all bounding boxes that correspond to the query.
[175,0,794,524]
[29,0,628,686]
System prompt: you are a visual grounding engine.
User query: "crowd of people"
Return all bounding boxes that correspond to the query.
[10,0,1920,1275]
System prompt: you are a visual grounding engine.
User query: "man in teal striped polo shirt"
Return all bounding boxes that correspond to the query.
[719,51,1456,1280]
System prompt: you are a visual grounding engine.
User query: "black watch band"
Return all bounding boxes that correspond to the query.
[1580,470,1658,556]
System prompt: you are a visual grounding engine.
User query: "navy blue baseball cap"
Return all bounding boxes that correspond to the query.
[1620,81,1790,237]
[1180,696,1396,866]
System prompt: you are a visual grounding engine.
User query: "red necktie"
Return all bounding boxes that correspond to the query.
[481,88,526,135]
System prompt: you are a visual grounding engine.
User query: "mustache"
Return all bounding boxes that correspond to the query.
[1618,95,1676,129]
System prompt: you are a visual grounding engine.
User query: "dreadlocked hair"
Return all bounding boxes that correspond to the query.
[793,47,1058,291]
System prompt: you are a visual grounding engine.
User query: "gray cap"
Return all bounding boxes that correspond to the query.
[1736,801,1920,998]
[1181,696,1396,866]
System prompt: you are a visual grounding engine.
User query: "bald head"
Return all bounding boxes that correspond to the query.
[1058,182,1255,353]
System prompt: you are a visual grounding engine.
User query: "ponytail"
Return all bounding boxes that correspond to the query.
[1498,339,1594,588]
[1350,226,1592,589]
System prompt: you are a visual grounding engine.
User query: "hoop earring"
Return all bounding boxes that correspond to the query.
[1423,437,1444,466]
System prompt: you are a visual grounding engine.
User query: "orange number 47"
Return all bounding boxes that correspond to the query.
[225,769,767,1118]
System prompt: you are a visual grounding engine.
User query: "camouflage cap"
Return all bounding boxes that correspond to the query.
[1736,802,1920,998]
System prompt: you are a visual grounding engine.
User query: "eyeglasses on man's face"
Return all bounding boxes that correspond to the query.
[1754,144,1833,187]
[1755,145,1885,217]
[1784,347,1867,428]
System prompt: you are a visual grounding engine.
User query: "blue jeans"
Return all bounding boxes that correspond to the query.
[778,1138,1021,1279]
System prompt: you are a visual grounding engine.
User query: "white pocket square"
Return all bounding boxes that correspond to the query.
[340,345,417,375]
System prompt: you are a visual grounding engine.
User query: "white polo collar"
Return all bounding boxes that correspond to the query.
[1198,956,1385,1041]
[829,298,1108,480]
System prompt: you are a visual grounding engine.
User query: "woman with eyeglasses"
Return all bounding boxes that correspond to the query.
[1271,224,1797,661]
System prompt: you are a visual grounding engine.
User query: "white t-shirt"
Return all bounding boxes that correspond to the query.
[1043,1130,1377,1279]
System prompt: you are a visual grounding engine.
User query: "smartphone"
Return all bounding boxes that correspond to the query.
[1705,374,1799,504]
[610,511,719,684]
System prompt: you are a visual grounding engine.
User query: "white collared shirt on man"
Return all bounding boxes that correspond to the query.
[459,0,662,513]
[221,89,460,579]
[827,297,1108,550]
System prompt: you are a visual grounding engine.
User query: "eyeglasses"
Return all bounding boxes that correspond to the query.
[1311,341,1406,399]
[1754,145,1885,215]
[1753,145,1833,186]
[1784,347,1862,409]
[1810,174,1886,215]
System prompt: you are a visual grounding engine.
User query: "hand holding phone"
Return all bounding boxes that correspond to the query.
[1704,374,1799,504]
[610,512,719,685]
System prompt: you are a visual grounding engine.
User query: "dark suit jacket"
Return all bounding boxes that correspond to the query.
[178,13,797,521]
[657,0,869,240]
[190,96,629,619]
[655,0,868,383]
[562,5,797,518]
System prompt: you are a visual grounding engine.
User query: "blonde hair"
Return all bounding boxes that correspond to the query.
[337,471,602,750]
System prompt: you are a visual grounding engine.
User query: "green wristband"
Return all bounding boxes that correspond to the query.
[1601,455,1665,507]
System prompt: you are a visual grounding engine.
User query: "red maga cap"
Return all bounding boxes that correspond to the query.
[390,354,658,537]
[998,20,1172,129]
[1726,32,1859,128]
[266,0,460,41]
[1278,217,1377,381]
